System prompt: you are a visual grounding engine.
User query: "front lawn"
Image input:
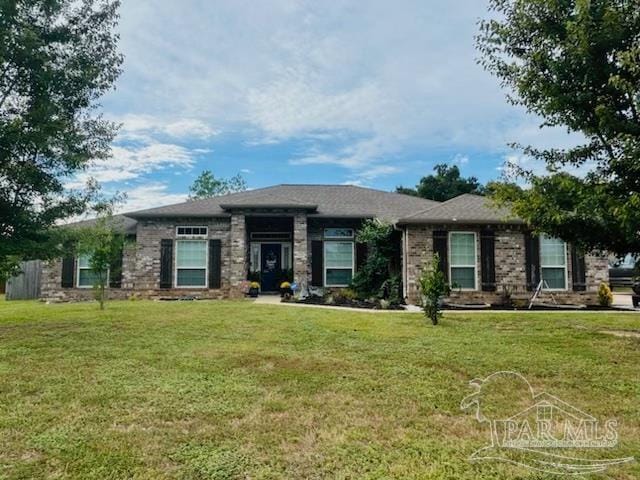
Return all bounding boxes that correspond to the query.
[0,300,638,479]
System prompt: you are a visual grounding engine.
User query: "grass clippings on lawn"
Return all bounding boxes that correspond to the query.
[0,299,638,479]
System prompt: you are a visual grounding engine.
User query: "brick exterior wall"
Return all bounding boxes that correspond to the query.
[293,214,308,287]
[229,214,247,298]
[39,213,610,306]
[403,224,609,306]
[41,217,232,302]
[40,247,136,303]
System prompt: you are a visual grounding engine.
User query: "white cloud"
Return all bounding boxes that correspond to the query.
[66,143,196,189]
[116,183,188,213]
[357,165,402,180]
[115,114,219,141]
[100,1,584,183]
[290,137,401,180]
[453,154,469,165]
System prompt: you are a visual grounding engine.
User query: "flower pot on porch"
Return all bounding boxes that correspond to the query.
[248,281,260,298]
[280,287,293,297]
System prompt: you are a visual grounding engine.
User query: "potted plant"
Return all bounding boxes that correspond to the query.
[248,281,260,297]
[279,281,293,297]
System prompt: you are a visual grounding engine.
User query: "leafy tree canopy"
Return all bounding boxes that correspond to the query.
[188,170,248,199]
[0,0,123,280]
[396,164,485,201]
[478,0,640,258]
[351,219,401,303]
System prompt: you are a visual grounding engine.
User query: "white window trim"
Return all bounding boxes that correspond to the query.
[448,231,478,291]
[250,242,261,273]
[323,241,355,287]
[281,243,292,271]
[176,226,208,238]
[540,236,568,291]
[76,256,110,289]
[249,242,292,273]
[174,239,209,289]
[323,228,354,239]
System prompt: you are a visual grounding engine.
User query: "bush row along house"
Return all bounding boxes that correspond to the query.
[40,184,608,305]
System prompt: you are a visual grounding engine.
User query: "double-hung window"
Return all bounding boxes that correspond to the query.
[540,235,567,290]
[324,228,354,287]
[449,232,477,290]
[175,226,208,288]
[77,254,108,288]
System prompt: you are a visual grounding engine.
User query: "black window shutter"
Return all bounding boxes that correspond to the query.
[432,230,448,281]
[109,248,124,288]
[209,239,222,289]
[61,257,75,288]
[480,229,496,292]
[311,240,323,287]
[571,245,587,291]
[524,233,540,291]
[160,239,173,289]
[356,242,368,272]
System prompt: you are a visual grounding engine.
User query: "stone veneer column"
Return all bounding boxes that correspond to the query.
[229,214,247,297]
[293,214,308,286]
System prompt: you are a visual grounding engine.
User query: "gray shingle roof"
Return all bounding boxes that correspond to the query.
[68,188,520,232]
[126,184,439,221]
[398,194,522,224]
[63,214,138,234]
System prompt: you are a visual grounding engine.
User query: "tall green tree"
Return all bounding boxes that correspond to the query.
[0,0,123,280]
[188,170,247,199]
[396,164,484,201]
[478,0,640,258]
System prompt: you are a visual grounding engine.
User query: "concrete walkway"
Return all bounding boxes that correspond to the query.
[613,293,635,309]
[252,294,422,313]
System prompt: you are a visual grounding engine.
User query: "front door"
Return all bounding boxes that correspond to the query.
[260,243,282,292]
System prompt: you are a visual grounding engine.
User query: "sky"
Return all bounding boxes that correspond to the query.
[79,0,580,212]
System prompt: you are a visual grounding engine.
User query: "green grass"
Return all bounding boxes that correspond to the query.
[0,299,638,479]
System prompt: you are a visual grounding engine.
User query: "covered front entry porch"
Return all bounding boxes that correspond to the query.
[246,216,294,292]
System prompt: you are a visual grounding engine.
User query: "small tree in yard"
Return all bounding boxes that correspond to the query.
[418,253,451,325]
[76,203,125,310]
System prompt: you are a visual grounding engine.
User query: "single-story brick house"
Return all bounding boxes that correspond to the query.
[41,184,608,305]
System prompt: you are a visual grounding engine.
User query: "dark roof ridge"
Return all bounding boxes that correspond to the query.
[125,184,285,217]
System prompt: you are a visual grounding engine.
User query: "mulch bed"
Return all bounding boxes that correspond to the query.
[290,296,405,310]
[444,303,634,311]
[291,298,634,312]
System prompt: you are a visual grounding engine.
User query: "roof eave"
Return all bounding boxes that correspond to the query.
[127,212,232,219]
[396,218,524,225]
[308,213,376,219]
